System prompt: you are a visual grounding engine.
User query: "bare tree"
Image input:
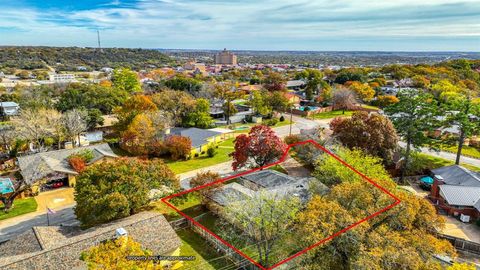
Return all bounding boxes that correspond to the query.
[0,123,15,154]
[144,110,173,139]
[44,109,64,149]
[62,109,87,147]
[332,87,357,114]
[11,108,54,151]
[219,191,301,268]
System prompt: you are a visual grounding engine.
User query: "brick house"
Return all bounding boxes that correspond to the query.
[429,165,480,221]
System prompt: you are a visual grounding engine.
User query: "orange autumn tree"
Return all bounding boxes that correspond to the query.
[345,81,375,102]
[121,114,156,156]
[115,95,158,131]
[375,95,399,108]
[164,135,192,160]
[298,148,455,270]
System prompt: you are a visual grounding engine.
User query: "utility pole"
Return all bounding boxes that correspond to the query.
[289,106,293,136]
[97,30,103,52]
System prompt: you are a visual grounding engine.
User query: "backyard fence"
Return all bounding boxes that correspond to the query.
[169,214,262,270]
[436,233,480,255]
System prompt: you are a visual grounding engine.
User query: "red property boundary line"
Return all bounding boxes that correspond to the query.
[162,140,401,270]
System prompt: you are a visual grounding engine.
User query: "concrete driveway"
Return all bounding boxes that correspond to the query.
[34,187,75,211]
[441,216,480,243]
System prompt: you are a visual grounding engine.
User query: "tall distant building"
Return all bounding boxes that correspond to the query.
[214,48,237,65]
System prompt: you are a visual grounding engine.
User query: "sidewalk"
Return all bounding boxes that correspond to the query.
[398,142,480,167]
[178,161,233,190]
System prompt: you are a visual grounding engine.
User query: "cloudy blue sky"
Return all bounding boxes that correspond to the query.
[1,0,479,51]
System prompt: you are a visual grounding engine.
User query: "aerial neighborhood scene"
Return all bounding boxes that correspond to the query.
[1,0,480,269]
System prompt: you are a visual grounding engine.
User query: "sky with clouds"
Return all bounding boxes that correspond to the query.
[1,0,479,51]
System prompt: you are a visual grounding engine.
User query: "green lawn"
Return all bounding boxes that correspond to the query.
[440,145,480,159]
[0,197,37,221]
[166,139,235,174]
[177,228,236,269]
[196,212,302,265]
[269,164,288,174]
[361,104,380,110]
[416,153,480,172]
[312,110,354,119]
[232,119,293,134]
[150,193,207,221]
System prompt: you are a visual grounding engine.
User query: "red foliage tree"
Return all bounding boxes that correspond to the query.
[330,111,398,163]
[165,135,192,160]
[231,125,287,170]
[69,156,87,173]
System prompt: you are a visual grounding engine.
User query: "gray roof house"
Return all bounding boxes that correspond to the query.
[209,170,326,207]
[168,127,222,149]
[431,165,480,187]
[438,185,480,210]
[240,169,300,190]
[430,165,480,219]
[0,212,181,270]
[286,80,306,89]
[17,143,117,185]
[209,182,255,206]
[0,101,20,116]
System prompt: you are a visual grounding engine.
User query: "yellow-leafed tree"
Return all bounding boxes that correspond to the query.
[81,236,164,270]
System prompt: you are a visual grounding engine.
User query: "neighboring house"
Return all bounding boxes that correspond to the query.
[286,80,306,90]
[167,127,223,156]
[283,92,301,104]
[0,212,182,270]
[95,114,118,135]
[238,84,263,93]
[210,102,254,125]
[429,165,480,221]
[0,102,20,116]
[48,73,76,83]
[16,143,117,194]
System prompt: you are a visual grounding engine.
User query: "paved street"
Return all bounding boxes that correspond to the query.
[0,204,78,242]
[274,115,323,137]
[398,142,480,167]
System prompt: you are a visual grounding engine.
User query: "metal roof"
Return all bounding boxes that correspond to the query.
[439,185,480,209]
[0,102,19,107]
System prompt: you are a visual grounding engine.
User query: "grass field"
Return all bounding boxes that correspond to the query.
[150,193,207,221]
[177,228,236,269]
[166,139,235,174]
[440,144,480,159]
[312,110,354,119]
[0,197,38,221]
[196,212,303,267]
[232,119,292,134]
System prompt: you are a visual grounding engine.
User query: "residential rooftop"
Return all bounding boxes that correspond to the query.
[432,165,480,187]
[0,212,181,270]
[17,143,117,185]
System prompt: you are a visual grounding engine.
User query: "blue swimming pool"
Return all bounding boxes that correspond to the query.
[298,106,319,111]
[0,178,14,195]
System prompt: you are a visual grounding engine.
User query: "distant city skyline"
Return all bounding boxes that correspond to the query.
[1,0,479,51]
